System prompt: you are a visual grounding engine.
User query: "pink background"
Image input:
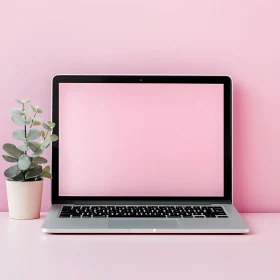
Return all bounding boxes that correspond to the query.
[59,83,224,196]
[0,1,279,212]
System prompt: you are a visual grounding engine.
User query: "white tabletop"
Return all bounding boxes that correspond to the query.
[0,213,279,280]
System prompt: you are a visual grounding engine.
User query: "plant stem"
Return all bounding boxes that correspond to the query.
[24,105,27,154]
[33,130,49,155]
[23,103,26,180]
[24,124,27,147]
[30,112,37,129]
[44,131,49,140]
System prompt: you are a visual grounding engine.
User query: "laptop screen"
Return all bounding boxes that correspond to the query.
[58,83,224,197]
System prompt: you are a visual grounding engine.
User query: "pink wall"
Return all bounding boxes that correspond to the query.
[0,1,279,212]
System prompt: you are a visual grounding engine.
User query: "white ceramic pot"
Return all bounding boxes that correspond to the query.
[6,179,43,219]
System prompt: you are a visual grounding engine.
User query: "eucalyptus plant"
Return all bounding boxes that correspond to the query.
[2,99,58,181]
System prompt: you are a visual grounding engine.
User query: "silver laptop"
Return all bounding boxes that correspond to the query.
[42,75,249,234]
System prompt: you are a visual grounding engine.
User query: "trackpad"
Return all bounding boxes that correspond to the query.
[109,219,179,229]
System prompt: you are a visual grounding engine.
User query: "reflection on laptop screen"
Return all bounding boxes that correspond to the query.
[58,83,224,197]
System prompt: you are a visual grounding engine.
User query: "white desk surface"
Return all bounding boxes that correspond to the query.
[0,213,279,280]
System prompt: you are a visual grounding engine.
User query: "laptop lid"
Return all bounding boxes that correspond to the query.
[52,75,232,205]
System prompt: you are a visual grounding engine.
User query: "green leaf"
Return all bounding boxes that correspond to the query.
[12,115,32,126]
[47,134,58,142]
[30,147,45,157]
[47,121,56,128]
[32,157,48,164]
[42,123,51,131]
[41,131,45,138]
[4,165,21,178]
[30,105,42,113]
[43,165,50,173]
[33,121,41,126]
[34,117,43,122]
[11,115,25,126]
[17,145,29,152]
[2,155,18,162]
[27,128,41,141]
[16,99,30,105]
[2,143,24,159]
[24,117,32,125]
[23,108,30,114]
[32,117,42,126]
[12,172,25,181]
[42,172,52,179]
[18,154,32,171]
[29,162,40,169]
[41,138,50,148]
[11,108,24,116]
[28,141,41,152]
[25,165,42,179]
[30,105,36,112]
[12,129,26,140]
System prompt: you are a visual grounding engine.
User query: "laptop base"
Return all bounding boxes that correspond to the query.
[42,204,249,234]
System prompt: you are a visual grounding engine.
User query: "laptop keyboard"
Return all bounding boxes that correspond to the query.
[59,205,228,218]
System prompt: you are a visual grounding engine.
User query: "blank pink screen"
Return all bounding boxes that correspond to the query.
[59,83,224,197]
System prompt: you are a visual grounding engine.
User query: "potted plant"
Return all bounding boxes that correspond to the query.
[2,99,58,219]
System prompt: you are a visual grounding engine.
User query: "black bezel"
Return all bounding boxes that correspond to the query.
[52,75,232,205]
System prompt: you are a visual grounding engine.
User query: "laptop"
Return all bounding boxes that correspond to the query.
[42,75,249,233]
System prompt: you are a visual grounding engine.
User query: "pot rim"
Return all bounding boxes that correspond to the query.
[6,178,43,183]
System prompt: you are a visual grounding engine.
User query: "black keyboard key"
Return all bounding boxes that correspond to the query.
[62,206,72,211]
[60,213,74,217]
[182,213,192,217]
[216,212,227,216]
[59,214,71,218]
[83,214,92,217]
[205,214,216,218]
[61,210,74,214]
[168,212,181,216]
[92,216,106,218]
[108,213,121,217]
[92,214,107,217]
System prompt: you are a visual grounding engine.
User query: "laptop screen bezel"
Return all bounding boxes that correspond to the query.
[52,75,232,204]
